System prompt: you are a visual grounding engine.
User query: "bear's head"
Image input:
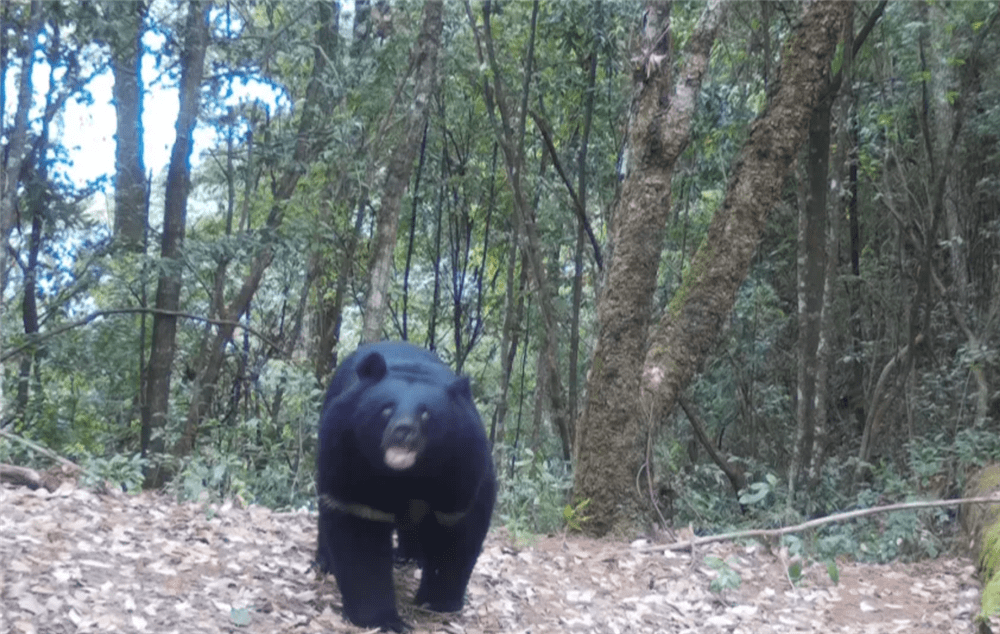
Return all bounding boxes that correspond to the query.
[352,349,473,472]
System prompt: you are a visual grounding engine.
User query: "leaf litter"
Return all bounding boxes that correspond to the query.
[1,481,993,633]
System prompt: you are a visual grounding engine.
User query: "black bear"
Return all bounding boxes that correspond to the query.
[316,341,496,632]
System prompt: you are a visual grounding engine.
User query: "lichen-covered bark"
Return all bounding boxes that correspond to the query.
[573,0,723,537]
[575,0,850,537]
[642,1,851,459]
[112,1,148,249]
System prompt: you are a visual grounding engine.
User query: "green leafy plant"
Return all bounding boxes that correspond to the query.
[704,555,742,593]
[826,559,840,585]
[563,498,591,533]
[739,473,780,506]
[495,445,573,536]
[80,453,147,493]
[787,559,803,583]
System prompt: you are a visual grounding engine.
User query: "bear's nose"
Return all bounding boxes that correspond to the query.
[382,417,420,448]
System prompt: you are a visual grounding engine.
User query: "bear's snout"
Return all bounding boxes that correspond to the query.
[381,417,425,470]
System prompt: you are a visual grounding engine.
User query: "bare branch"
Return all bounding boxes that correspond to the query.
[631,495,1000,554]
[0,308,282,364]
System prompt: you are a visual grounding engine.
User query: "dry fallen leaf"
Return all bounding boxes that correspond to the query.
[1,481,995,633]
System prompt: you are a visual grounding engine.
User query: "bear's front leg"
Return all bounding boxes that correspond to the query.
[413,527,480,613]
[319,508,407,632]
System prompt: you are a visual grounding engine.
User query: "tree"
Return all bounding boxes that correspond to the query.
[178,0,340,457]
[1,1,44,298]
[788,0,887,504]
[1,1,45,424]
[142,0,211,488]
[575,0,851,536]
[573,0,725,536]
[111,0,147,249]
[361,0,444,343]
[470,0,573,461]
[857,2,999,472]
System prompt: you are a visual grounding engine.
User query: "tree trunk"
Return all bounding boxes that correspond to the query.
[789,92,833,503]
[1,1,45,424]
[490,234,526,446]
[573,0,725,537]
[361,0,443,343]
[111,0,147,249]
[316,194,366,381]
[642,0,850,474]
[1,1,43,298]
[569,8,600,428]
[15,180,44,421]
[577,0,850,536]
[427,116,446,351]
[141,0,211,488]
[402,122,429,342]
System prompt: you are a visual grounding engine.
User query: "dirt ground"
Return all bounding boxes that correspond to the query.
[1,481,994,633]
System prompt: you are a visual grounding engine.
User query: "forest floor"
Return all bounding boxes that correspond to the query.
[1,480,994,634]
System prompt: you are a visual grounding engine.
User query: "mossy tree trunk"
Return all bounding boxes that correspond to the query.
[575,0,851,537]
[573,0,725,536]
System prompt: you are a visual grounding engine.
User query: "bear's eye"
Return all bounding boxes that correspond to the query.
[382,406,393,419]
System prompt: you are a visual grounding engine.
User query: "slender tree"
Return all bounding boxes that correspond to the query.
[361,0,444,343]
[111,0,147,249]
[142,0,211,488]
[471,0,572,460]
[1,1,44,298]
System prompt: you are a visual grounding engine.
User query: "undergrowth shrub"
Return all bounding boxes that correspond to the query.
[494,445,573,538]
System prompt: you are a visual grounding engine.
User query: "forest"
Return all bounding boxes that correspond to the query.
[2,0,999,563]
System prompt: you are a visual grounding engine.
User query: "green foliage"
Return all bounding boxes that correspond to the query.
[786,558,803,584]
[672,462,747,528]
[982,520,1000,576]
[704,555,742,593]
[777,534,840,586]
[739,473,780,506]
[79,453,147,493]
[563,498,591,533]
[495,446,573,538]
[734,473,803,530]
[158,360,321,509]
[981,504,1000,620]
[825,559,840,585]
[805,484,948,565]
[170,453,248,505]
[982,571,1000,621]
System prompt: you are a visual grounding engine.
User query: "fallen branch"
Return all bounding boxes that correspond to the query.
[0,463,48,490]
[0,428,83,474]
[634,495,1000,553]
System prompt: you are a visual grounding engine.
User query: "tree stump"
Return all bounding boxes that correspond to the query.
[961,463,1000,623]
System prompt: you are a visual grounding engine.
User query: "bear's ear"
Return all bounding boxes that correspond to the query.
[356,351,388,382]
[448,376,472,401]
